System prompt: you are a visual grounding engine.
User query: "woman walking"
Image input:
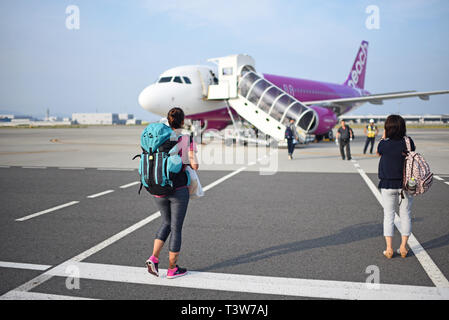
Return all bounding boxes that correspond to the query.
[377,115,415,259]
[146,107,199,278]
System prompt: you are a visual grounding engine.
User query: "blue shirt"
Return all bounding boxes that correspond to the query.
[377,137,415,189]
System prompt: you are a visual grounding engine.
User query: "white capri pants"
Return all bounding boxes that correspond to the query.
[381,188,413,237]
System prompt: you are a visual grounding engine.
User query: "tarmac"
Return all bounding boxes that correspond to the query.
[0,126,448,300]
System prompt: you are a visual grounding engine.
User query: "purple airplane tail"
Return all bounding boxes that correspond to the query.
[344,41,369,89]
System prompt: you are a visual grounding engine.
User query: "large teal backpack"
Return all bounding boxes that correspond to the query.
[133,123,184,195]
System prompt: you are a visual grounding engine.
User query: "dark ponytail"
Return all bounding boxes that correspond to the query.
[167,107,185,129]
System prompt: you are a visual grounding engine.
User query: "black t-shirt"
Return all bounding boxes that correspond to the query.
[377,137,416,189]
[338,126,351,141]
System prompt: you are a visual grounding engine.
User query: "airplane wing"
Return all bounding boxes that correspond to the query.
[303,89,449,107]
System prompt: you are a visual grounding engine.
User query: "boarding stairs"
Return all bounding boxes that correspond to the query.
[206,54,317,142]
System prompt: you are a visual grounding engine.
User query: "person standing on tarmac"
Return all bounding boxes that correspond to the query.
[285,118,299,160]
[363,119,379,154]
[336,119,353,160]
[145,107,199,279]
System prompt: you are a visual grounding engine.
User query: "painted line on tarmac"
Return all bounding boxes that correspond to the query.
[1,291,95,300]
[2,260,448,300]
[0,165,11,168]
[119,181,140,189]
[15,201,80,222]
[87,190,115,199]
[433,175,444,181]
[203,166,247,192]
[58,167,85,170]
[352,161,449,288]
[97,168,135,171]
[42,261,449,300]
[22,166,47,169]
[0,261,52,271]
[1,164,252,297]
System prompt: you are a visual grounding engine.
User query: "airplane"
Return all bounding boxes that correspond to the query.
[138,41,449,143]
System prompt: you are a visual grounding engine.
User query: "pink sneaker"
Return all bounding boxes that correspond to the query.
[167,265,187,279]
[145,256,159,277]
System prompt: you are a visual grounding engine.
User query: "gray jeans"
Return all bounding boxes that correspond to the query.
[153,187,190,252]
[381,188,413,237]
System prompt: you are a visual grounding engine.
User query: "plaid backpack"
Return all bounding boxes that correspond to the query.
[403,136,433,196]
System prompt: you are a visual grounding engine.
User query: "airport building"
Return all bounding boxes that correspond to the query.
[72,113,120,125]
[340,114,449,124]
[71,113,141,125]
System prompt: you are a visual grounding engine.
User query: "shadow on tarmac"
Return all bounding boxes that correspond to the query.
[197,219,428,272]
[198,221,383,272]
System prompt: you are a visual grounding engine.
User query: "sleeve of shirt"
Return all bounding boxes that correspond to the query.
[377,140,384,155]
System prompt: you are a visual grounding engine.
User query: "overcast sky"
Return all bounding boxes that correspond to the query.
[1,0,448,121]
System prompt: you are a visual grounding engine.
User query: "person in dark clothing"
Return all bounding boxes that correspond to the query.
[285,118,299,160]
[377,115,415,259]
[336,119,353,160]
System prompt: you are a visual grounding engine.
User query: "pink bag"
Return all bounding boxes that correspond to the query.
[403,136,433,196]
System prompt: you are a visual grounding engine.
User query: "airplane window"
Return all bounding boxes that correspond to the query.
[173,76,182,83]
[159,77,172,83]
[223,67,233,76]
[183,77,192,84]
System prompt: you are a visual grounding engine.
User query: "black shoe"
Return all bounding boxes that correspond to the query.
[167,265,187,279]
[348,158,352,161]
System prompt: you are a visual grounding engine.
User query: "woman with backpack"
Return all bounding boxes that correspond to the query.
[146,107,199,278]
[377,115,415,259]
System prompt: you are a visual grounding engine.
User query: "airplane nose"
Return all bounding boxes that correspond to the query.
[138,85,158,113]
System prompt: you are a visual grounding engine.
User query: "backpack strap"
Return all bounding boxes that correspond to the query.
[404,136,412,153]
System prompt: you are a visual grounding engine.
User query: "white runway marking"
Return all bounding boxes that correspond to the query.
[97,168,135,171]
[0,261,52,271]
[2,164,252,297]
[433,175,443,181]
[15,201,80,222]
[202,167,247,192]
[87,190,114,198]
[58,167,85,170]
[22,166,47,169]
[445,182,449,186]
[1,291,95,300]
[352,161,449,288]
[42,261,448,300]
[0,165,11,168]
[3,260,448,300]
[119,181,140,189]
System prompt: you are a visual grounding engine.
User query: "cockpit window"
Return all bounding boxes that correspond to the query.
[159,77,172,83]
[183,77,192,84]
[173,76,182,83]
